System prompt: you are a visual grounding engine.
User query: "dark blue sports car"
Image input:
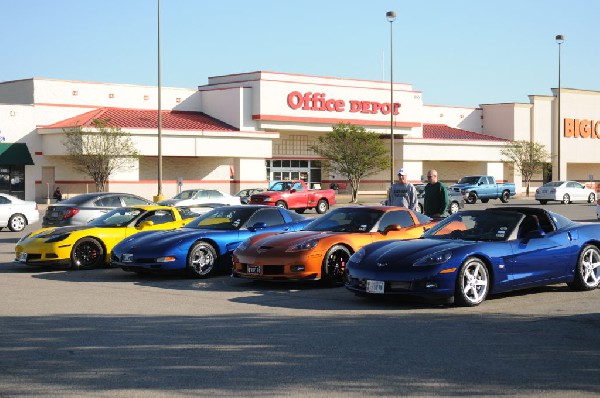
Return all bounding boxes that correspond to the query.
[111,205,309,277]
[345,207,600,306]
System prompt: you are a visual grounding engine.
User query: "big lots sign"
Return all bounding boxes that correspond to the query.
[564,118,600,138]
[287,91,400,115]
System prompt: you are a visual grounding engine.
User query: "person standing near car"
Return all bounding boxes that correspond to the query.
[387,168,418,212]
[423,169,449,218]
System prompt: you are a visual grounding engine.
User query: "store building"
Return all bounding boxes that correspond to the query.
[0,71,597,202]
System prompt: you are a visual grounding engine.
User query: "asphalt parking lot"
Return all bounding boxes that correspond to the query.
[1,196,599,397]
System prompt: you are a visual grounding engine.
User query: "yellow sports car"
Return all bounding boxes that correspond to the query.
[15,205,199,269]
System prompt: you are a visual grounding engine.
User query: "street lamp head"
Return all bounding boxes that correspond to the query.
[386,11,396,22]
[556,34,564,44]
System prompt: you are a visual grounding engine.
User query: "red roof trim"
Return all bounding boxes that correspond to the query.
[38,107,236,131]
[422,124,507,141]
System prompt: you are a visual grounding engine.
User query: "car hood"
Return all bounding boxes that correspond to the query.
[353,238,472,268]
[29,225,94,239]
[115,227,237,250]
[250,230,339,248]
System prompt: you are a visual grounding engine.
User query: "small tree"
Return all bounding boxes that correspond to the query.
[63,119,140,192]
[500,140,550,196]
[311,123,388,203]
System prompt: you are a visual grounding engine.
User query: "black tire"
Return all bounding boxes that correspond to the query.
[538,200,548,205]
[454,257,489,307]
[8,214,27,232]
[321,245,351,286]
[500,190,510,203]
[466,192,478,204]
[417,203,423,214]
[448,201,460,215]
[562,193,570,204]
[481,198,489,204]
[588,193,596,203]
[275,201,287,209]
[187,241,218,278]
[294,208,306,214]
[316,199,329,214]
[70,238,105,270]
[567,244,600,291]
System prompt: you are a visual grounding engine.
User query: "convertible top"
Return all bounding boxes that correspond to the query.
[486,206,556,233]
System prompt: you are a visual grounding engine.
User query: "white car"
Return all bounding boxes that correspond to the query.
[0,193,39,232]
[158,189,241,207]
[535,181,596,204]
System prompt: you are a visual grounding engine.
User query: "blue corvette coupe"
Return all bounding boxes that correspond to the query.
[345,207,600,306]
[111,205,309,277]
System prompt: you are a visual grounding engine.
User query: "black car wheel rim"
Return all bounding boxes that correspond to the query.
[74,242,101,267]
[325,250,349,283]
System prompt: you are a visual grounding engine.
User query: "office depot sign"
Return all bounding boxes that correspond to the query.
[564,118,600,138]
[286,91,400,115]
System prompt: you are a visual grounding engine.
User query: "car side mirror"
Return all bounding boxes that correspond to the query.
[381,224,401,235]
[290,188,296,193]
[248,222,267,232]
[138,220,154,229]
[522,230,545,241]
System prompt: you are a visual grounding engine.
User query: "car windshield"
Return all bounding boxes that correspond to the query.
[173,190,200,200]
[88,207,143,227]
[458,176,480,184]
[423,211,522,242]
[183,207,255,230]
[304,208,384,232]
[268,181,292,191]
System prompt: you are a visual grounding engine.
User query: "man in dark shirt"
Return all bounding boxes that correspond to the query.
[423,169,449,218]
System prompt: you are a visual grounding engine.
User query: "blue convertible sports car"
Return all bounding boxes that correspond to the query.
[110,205,309,277]
[345,207,600,306]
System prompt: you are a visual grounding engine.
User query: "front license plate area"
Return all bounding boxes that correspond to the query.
[18,252,27,263]
[366,280,385,294]
[121,254,133,263]
[247,265,261,275]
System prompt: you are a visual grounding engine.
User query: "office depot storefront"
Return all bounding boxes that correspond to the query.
[0,71,598,201]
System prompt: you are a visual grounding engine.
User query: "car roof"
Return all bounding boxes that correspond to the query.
[57,192,149,205]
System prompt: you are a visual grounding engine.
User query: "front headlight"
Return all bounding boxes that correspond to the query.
[413,251,452,267]
[349,248,365,263]
[286,239,319,252]
[461,189,470,194]
[17,232,32,243]
[236,238,252,253]
[45,233,71,243]
[262,197,273,202]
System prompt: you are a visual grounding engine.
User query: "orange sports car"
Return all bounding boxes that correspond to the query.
[232,206,436,286]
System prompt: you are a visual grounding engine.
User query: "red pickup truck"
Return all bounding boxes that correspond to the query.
[249,180,336,214]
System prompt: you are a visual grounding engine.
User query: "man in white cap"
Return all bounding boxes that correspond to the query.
[387,168,418,211]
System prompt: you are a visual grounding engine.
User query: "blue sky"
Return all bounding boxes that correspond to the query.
[2,0,599,108]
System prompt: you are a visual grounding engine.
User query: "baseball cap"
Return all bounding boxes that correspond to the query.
[397,168,406,175]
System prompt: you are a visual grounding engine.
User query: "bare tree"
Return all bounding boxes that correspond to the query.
[501,140,550,196]
[63,119,140,192]
[311,123,388,203]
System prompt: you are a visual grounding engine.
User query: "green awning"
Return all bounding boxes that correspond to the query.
[0,143,34,166]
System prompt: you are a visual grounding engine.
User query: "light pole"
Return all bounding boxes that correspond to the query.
[155,0,164,202]
[386,10,396,186]
[556,34,564,181]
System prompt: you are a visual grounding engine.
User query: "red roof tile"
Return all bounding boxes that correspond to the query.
[40,108,236,131]
[423,124,506,141]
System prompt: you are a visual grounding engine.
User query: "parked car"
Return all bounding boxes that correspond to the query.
[17,206,198,269]
[235,188,265,204]
[110,205,310,278]
[42,192,153,228]
[345,207,600,306]
[535,181,596,204]
[0,193,39,232]
[249,180,336,214]
[451,175,516,204]
[159,189,241,207]
[414,184,464,215]
[232,206,436,286]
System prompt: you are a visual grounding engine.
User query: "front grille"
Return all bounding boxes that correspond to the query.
[26,254,42,260]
